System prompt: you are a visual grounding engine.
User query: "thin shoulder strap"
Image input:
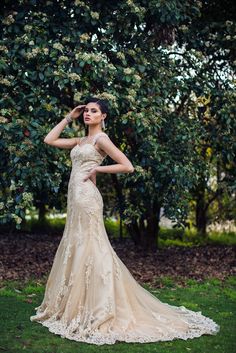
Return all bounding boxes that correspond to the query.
[77,136,85,145]
[92,132,109,145]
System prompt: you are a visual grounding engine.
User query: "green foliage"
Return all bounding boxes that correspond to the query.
[0,1,235,239]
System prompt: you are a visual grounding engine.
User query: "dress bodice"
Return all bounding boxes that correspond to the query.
[70,132,108,178]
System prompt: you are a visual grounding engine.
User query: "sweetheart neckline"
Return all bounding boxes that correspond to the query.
[72,143,107,159]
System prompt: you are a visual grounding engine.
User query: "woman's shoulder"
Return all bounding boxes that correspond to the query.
[93,132,110,145]
[94,131,110,140]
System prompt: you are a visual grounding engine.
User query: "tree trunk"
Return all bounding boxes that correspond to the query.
[119,216,123,241]
[195,182,207,236]
[144,215,159,251]
[38,203,47,224]
[127,203,161,252]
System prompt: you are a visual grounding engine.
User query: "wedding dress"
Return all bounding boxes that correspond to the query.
[30,131,220,345]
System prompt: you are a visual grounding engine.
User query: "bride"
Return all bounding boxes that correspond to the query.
[30,96,220,345]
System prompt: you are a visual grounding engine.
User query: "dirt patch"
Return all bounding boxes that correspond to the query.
[0,231,235,287]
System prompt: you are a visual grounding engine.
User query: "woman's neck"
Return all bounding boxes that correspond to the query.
[87,129,103,137]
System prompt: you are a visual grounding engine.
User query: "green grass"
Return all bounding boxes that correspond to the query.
[0,276,235,353]
[20,214,236,247]
[158,227,236,247]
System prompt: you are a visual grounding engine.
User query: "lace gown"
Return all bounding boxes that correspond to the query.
[30,131,220,345]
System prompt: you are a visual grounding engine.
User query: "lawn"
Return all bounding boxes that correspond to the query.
[0,276,235,353]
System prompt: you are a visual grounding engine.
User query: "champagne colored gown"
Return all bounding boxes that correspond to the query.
[30,132,220,345]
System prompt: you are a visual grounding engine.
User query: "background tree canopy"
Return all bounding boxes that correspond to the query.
[0,0,235,250]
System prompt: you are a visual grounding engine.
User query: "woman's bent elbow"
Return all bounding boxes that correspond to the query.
[127,165,135,173]
[43,137,51,144]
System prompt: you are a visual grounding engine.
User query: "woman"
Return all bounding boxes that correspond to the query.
[30,97,220,345]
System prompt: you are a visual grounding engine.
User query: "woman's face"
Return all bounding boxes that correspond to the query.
[83,102,105,126]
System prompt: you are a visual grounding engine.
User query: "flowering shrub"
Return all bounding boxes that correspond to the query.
[0,1,235,244]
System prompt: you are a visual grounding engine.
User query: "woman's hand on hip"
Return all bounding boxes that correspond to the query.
[83,167,97,183]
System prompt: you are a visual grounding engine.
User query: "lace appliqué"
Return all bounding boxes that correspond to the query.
[85,255,94,290]
[112,251,121,279]
[30,305,220,345]
[101,270,111,285]
[105,296,113,315]
[63,244,72,265]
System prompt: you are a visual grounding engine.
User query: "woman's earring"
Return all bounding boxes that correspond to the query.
[101,119,106,130]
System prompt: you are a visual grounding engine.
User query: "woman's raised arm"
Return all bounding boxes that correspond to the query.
[43,105,85,149]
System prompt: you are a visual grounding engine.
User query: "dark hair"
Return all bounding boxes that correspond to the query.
[84,96,109,115]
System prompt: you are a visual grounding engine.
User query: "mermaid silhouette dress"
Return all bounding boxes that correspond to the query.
[30,132,220,345]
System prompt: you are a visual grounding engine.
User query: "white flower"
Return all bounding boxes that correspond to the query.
[0,45,8,53]
[135,166,146,175]
[117,52,125,61]
[68,73,81,82]
[29,40,35,46]
[75,51,106,63]
[134,74,141,81]
[0,116,8,123]
[62,36,71,42]
[80,33,90,43]
[99,92,116,101]
[195,51,203,59]
[24,25,33,32]
[124,67,132,75]
[179,25,188,32]
[91,11,99,20]
[53,43,64,52]
[74,91,83,101]
[24,47,41,59]
[9,181,16,191]
[12,214,22,224]
[22,192,33,202]
[107,63,116,71]
[0,78,11,86]
[126,0,146,15]
[127,49,136,56]
[2,15,15,25]
[58,55,69,63]
[75,0,86,6]
[127,94,135,103]
[128,89,137,97]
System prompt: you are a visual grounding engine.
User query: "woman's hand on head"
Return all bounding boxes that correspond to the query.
[69,105,86,120]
